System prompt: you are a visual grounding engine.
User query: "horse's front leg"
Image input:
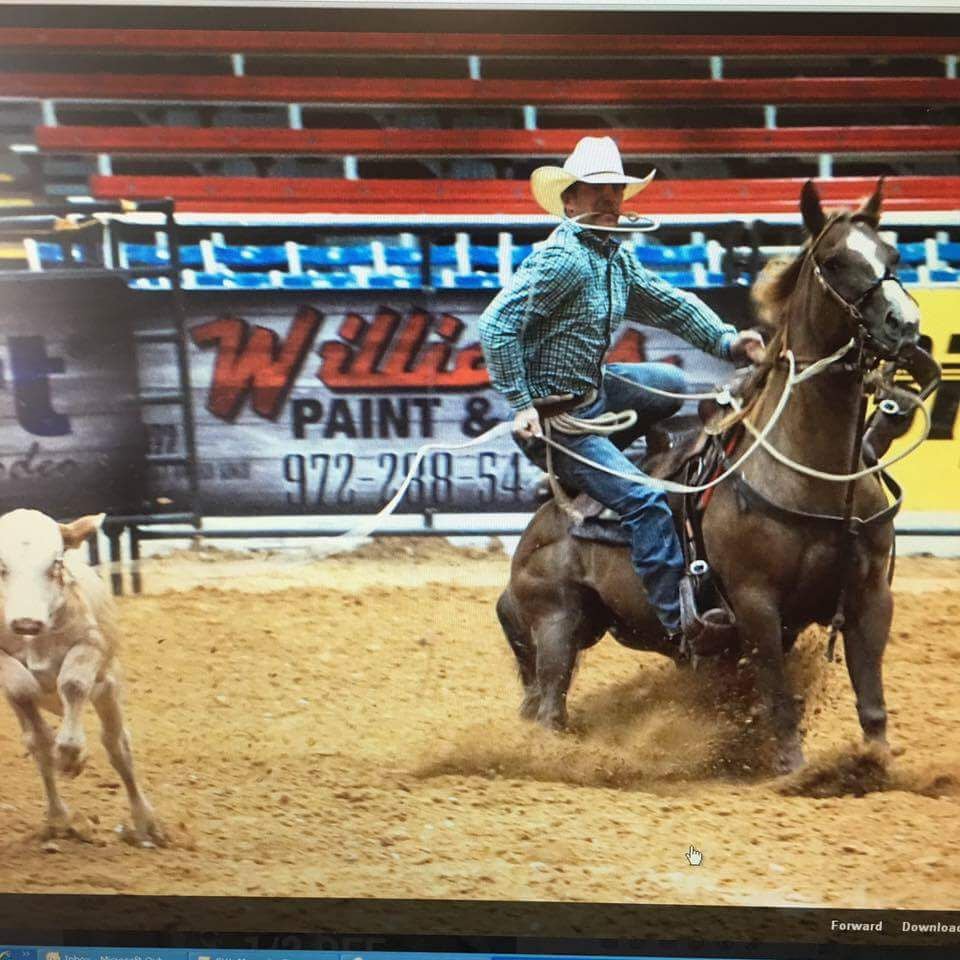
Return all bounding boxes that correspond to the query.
[731,584,805,773]
[842,566,892,747]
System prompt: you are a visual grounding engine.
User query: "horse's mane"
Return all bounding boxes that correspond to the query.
[717,213,846,428]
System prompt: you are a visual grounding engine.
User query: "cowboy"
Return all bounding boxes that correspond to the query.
[479,136,766,652]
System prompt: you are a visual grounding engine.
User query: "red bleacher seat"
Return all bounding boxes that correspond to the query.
[1,28,957,57]
[38,125,960,157]
[90,175,960,215]
[6,74,960,106]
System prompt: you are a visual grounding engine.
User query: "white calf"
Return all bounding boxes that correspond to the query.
[0,508,166,846]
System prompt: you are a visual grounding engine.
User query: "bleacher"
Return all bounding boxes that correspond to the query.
[3,26,960,290]
[3,28,960,208]
[22,228,960,291]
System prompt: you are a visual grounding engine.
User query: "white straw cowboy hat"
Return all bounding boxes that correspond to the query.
[530,136,656,217]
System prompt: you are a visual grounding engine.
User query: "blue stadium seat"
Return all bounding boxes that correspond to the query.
[635,244,708,268]
[897,242,928,266]
[930,268,960,282]
[384,246,422,267]
[275,274,314,289]
[369,274,414,289]
[213,245,289,269]
[432,270,499,289]
[121,243,204,268]
[299,244,375,268]
[308,271,356,289]
[430,245,458,267]
[655,270,697,287]
[128,276,171,290]
[898,268,919,284]
[35,241,65,265]
[182,271,231,289]
[231,273,273,288]
[122,243,166,267]
[470,247,499,269]
[512,244,534,265]
[937,242,960,265]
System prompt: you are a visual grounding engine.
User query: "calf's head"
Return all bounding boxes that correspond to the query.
[0,509,104,636]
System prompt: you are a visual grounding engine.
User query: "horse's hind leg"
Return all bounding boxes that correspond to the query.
[532,611,587,731]
[842,574,893,746]
[496,590,540,720]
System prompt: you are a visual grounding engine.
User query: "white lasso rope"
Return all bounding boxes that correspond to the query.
[537,350,798,495]
[734,386,931,482]
[307,422,515,554]
[312,316,891,548]
[566,211,661,233]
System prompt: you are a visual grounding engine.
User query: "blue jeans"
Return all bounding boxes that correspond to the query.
[550,362,687,632]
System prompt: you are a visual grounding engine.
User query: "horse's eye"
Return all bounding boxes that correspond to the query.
[823,254,843,271]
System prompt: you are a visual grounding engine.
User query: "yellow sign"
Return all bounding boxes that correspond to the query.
[888,289,960,516]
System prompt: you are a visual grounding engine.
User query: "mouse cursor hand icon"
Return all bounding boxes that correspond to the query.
[685,845,704,866]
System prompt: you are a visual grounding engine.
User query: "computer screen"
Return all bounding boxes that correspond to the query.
[0,3,958,959]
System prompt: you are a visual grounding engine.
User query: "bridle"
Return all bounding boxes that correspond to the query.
[805,215,918,362]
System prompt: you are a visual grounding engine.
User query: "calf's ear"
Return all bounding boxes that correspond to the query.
[58,513,106,549]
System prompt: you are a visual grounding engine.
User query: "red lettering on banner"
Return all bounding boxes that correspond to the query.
[606,328,648,363]
[606,328,682,367]
[191,307,322,421]
[318,308,487,391]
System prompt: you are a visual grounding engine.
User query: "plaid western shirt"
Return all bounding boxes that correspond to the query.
[479,219,738,412]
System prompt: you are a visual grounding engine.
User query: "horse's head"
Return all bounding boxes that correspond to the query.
[800,179,920,360]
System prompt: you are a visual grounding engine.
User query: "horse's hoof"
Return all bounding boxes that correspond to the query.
[536,713,567,733]
[776,744,806,775]
[519,700,540,721]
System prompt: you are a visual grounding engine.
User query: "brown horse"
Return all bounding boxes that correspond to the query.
[496,180,923,773]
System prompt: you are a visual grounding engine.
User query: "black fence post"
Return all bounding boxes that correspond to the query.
[130,525,142,595]
[106,525,124,596]
[163,198,203,542]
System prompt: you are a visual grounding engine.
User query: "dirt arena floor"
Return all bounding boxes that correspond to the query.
[1,541,960,910]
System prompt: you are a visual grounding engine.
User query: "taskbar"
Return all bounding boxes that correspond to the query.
[3,945,960,960]
[4,898,960,949]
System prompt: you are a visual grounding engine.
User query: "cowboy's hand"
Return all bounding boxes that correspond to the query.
[513,406,543,439]
[730,330,766,366]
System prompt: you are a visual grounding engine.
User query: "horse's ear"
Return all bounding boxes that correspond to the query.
[800,180,826,236]
[858,177,885,228]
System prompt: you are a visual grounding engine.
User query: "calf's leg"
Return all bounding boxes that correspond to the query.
[1,653,71,834]
[55,641,107,777]
[93,673,167,846]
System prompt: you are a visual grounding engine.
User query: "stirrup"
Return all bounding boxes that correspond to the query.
[679,575,737,656]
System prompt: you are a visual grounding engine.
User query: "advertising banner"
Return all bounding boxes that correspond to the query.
[0,273,146,518]
[136,289,746,516]
[1,276,953,524]
[887,288,960,521]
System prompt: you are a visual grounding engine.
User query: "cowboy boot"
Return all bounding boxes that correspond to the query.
[678,576,738,657]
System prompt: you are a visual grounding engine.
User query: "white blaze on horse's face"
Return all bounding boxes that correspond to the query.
[0,509,68,636]
[846,227,885,279]
[846,226,922,331]
[885,278,922,331]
